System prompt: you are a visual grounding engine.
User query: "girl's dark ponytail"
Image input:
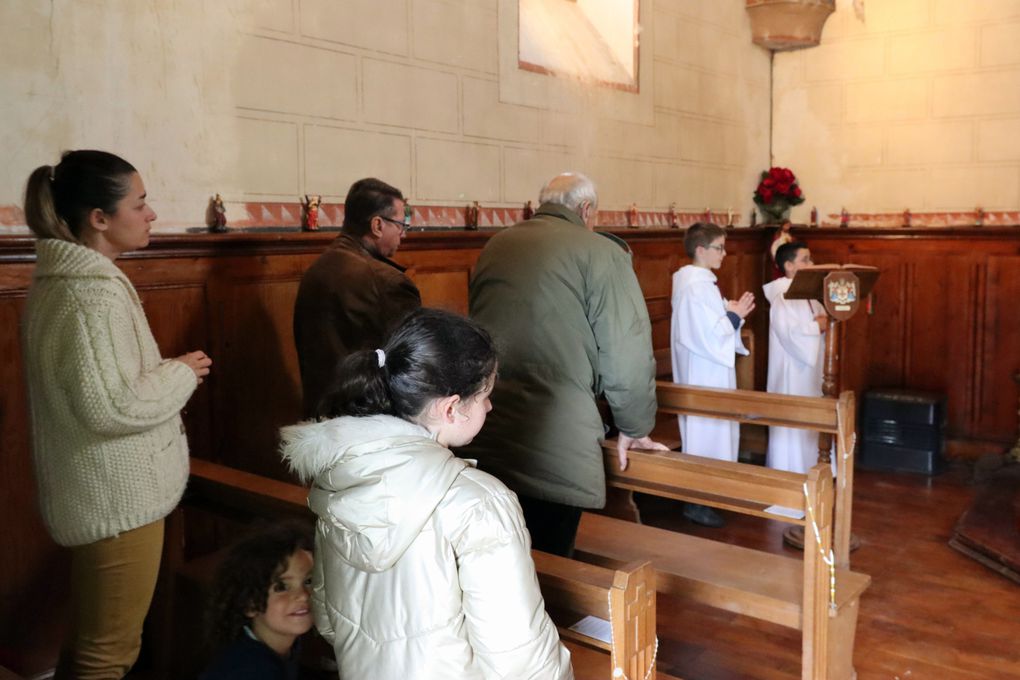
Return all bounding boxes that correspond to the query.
[314,349,394,419]
[315,309,497,422]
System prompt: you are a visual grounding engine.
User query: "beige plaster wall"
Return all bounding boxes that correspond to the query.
[773,0,1020,223]
[0,0,770,231]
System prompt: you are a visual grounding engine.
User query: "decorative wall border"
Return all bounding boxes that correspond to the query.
[0,202,743,231]
[5,201,1020,231]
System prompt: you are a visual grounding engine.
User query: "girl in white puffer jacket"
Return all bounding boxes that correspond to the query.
[280,308,573,680]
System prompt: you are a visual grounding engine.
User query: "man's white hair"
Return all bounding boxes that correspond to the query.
[538,172,598,214]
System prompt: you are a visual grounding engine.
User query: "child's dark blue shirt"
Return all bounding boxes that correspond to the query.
[199,630,302,680]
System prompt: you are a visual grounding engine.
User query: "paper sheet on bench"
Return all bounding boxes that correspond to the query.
[569,615,612,644]
[764,505,805,520]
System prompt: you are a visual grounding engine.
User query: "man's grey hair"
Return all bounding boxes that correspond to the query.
[538,172,598,214]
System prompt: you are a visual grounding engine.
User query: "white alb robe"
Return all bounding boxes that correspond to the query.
[671,265,749,461]
[763,276,826,473]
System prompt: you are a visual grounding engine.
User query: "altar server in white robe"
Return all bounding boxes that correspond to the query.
[671,224,754,526]
[763,241,828,473]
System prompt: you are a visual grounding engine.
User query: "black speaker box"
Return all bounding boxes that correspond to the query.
[860,389,946,475]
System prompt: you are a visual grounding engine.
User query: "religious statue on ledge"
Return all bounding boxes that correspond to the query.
[301,194,322,231]
[667,202,678,229]
[839,207,850,228]
[975,207,985,227]
[523,200,534,221]
[902,208,912,228]
[627,203,638,228]
[810,206,818,228]
[207,193,227,233]
[465,201,480,230]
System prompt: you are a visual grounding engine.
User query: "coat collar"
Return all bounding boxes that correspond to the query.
[333,231,408,273]
[533,202,587,228]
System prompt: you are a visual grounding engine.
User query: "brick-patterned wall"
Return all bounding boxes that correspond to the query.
[0,0,771,231]
[773,0,1020,224]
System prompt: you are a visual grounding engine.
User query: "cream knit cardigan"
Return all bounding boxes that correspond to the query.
[22,239,198,547]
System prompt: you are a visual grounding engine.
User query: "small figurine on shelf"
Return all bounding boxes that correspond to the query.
[465,201,480,230]
[300,194,322,231]
[627,203,639,228]
[809,206,818,228]
[523,200,534,221]
[839,207,850,228]
[726,207,734,228]
[902,208,912,228]
[702,207,711,223]
[749,209,758,228]
[667,202,678,229]
[207,193,227,233]
[975,207,985,227]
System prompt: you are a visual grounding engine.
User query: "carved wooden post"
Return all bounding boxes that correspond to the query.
[817,318,839,465]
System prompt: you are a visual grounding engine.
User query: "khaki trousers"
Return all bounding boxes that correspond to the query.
[55,519,165,680]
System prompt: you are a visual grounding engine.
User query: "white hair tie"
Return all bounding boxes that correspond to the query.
[375,348,386,368]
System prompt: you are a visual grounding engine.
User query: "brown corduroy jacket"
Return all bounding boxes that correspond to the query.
[293,232,421,416]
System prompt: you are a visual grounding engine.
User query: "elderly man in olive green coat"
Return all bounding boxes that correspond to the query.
[461,172,667,557]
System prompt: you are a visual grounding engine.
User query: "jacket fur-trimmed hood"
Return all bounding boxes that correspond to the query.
[279,415,468,572]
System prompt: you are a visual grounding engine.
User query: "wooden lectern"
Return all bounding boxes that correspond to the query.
[783,263,880,554]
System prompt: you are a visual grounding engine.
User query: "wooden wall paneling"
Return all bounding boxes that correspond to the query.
[978,254,1020,443]
[628,234,685,377]
[134,282,214,467]
[841,251,907,395]
[0,292,69,665]
[903,255,977,440]
[398,248,481,316]
[205,255,312,480]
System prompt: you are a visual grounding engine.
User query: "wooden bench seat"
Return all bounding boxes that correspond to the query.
[653,382,857,569]
[576,513,870,631]
[574,415,870,680]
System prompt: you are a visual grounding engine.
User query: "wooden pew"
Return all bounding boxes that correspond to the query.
[159,458,661,680]
[652,382,858,568]
[573,383,869,680]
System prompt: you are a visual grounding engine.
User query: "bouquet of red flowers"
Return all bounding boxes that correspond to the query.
[753,167,804,222]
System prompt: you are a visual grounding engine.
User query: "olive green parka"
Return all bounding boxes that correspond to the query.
[462,203,657,509]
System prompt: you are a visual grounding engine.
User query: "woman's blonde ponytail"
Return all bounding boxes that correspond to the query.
[23,165,78,242]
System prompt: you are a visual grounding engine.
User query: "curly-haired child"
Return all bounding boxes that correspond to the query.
[200,522,314,680]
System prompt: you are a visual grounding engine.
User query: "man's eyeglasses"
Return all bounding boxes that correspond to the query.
[378,215,409,233]
[706,244,726,253]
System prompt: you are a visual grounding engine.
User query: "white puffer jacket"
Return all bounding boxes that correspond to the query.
[280,415,573,680]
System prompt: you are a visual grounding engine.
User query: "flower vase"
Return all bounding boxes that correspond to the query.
[759,202,791,225]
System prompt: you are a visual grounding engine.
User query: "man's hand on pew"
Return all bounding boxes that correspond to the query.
[616,434,670,471]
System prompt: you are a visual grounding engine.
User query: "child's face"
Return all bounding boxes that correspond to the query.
[250,549,314,656]
[785,248,813,278]
[438,370,496,448]
[697,236,726,270]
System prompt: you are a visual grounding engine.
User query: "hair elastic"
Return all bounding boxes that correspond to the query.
[375,348,386,368]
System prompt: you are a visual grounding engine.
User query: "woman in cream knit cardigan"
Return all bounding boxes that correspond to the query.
[21,150,212,679]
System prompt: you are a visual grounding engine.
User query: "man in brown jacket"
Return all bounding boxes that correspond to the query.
[293,178,421,417]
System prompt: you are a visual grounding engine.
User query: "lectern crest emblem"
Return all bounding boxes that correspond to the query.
[823,271,860,321]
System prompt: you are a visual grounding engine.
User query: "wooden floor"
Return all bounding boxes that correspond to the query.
[636,463,1020,680]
